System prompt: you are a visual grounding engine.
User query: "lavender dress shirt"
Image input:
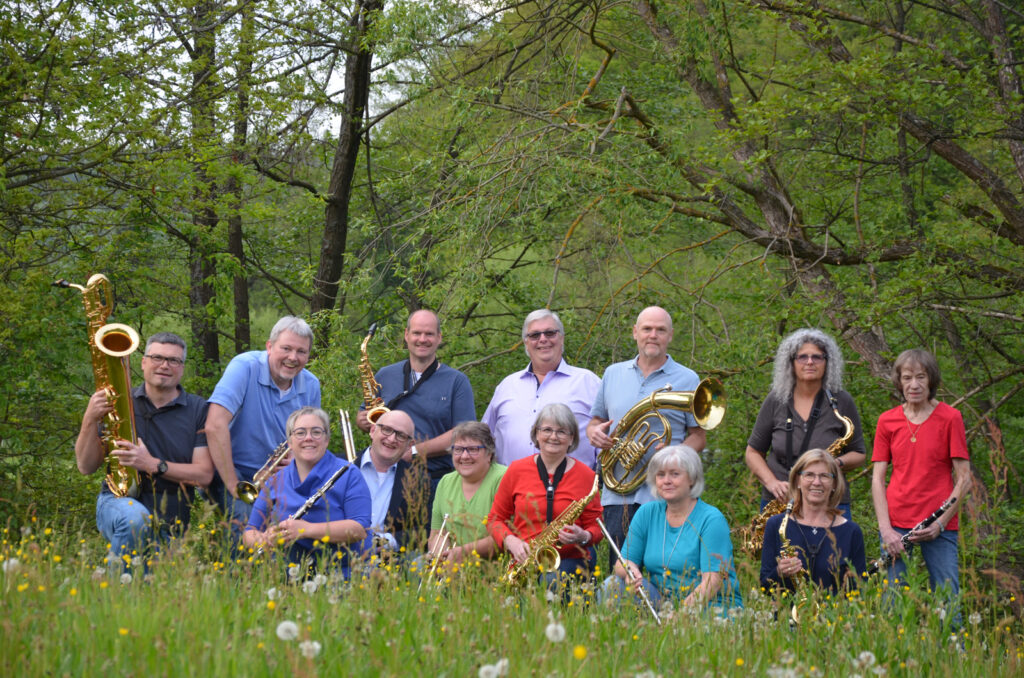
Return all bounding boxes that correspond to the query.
[482,359,601,469]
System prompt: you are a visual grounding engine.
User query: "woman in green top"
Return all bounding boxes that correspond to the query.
[427,421,507,562]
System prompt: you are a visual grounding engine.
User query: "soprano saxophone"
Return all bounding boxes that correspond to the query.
[505,474,600,586]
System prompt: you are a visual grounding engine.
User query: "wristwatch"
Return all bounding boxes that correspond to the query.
[154,460,168,477]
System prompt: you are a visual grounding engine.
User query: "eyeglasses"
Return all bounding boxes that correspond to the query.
[376,423,413,444]
[794,353,827,364]
[144,354,184,367]
[451,445,487,456]
[524,329,561,341]
[538,426,571,439]
[291,427,326,440]
[800,471,835,482]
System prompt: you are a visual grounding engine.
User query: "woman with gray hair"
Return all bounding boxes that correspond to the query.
[609,445,741,609]
[487,403,603,580]
[745,328,866,518]
[426,421,507,562]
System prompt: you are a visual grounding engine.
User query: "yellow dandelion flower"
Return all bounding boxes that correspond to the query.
[17,583,28,592]
[44,527,52,536]
[736,658,744,667]
[321,535,330,543]
[119,628,129,636]
[70,588,78,596]
[573,645,587,660]
[100,581,109,589]
[53,555,62,563]
[267,601,276,610]
[37,585,45,592]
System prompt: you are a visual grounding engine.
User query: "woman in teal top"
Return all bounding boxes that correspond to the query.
[427,422,506,562]
[611,445,742,610]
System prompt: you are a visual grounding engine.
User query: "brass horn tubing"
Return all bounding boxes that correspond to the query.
[237,441,291,504]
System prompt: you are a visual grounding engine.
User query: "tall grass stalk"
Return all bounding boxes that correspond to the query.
[2,517,1021,677]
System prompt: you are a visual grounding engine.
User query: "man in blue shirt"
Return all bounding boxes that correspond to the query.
[587,306,707,568]
[356,409,430,552]
[206,316,321,530]
[356,310,475,493]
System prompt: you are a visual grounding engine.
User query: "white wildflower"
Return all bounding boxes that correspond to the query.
[478,665,499,678]
[267,587,280,600]
[968,612,982,626]
[120,573,133,585]
[287,564,301,581]
[302,580,319,595]
[20,525,32,537]
[299,640,321,658]
[545,621,566,643]
[276,620,299,641]
[545,589,557,602]
[495,657,509,676]
[313,574,328,587]
[853,651,876,670]
[2,558,20,574]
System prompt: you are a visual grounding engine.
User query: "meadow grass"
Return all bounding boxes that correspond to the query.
[2,516,1021,677]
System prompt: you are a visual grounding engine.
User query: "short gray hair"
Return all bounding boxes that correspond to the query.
[530,403,580,453]
[286,406,331,439]
[451,421,496,461]
[145,332,187,361]
[269,316,314,345]
[522,309,565,357]
[770,328,844,401]
[646,445,704,498]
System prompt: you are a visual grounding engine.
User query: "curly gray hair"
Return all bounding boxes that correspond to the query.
[769,328,844,401]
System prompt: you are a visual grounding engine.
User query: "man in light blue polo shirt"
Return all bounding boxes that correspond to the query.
[206,316,321,529]
[587,306,706,568]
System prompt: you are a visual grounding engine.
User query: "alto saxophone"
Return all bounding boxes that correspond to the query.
[505,474,600,586]
[742,390,853,557]
[359,323,389,424]
[777,501,818,626]
[56,274,141,498]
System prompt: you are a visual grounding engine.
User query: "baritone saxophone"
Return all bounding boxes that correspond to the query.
[55,274,141,498]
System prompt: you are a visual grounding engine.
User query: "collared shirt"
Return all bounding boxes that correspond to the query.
[208,350,320,478]
[99,385,208,531]
[372,360,475,480]
[482,358,601,469]
[358,448,397,531]
[590,355,700,505]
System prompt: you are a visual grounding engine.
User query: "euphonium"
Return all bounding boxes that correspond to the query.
[237,441,291,504]
[359,323,389,424]
[742,390,853,557]
[599,379,725,495]
[56,274,141,498]
[505,474,600,586]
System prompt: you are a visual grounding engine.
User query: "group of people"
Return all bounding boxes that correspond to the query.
[75,305,970,620]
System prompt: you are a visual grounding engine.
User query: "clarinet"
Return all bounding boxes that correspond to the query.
[868,496,958,575]
[254,464,353,558]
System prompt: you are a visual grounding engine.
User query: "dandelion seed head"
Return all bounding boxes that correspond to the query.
[276,620,299,641]
[545,621,566,643]
[119,573,133,585]
[299,640,321,658]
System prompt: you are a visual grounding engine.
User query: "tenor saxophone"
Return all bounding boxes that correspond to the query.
[505,474,600,586]
[359,323,389,424]
[56,274,141,498]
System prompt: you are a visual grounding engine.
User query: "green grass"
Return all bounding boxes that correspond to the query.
[2,516,1021,677]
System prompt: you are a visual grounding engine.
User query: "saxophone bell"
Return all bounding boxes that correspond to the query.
[359,323,390,424]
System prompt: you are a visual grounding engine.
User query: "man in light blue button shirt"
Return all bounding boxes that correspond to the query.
[587,306,707,568]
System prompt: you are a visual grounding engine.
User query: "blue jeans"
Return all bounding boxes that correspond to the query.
[601,573,666,609]
[206,474,254,542]
[96,493,153,569]
[885,528,960,628]
[602,503,641,570]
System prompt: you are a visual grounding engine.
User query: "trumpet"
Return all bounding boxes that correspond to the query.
[418,514,456,594]
[597,518,661,625]
[237,441,291,504]
[338,410,357,463]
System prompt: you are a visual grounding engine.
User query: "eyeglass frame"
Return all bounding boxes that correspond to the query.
[143,354,185,367]
[524,329,562,342]
[793,352,827,364]
[799,471,835,482]
[450,444,488,456]
[375,423,413,445]
[291,427,327,440]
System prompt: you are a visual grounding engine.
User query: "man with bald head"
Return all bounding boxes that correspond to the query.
[586,306,707,567]
[356,309,476,494]
[358,409,429,551]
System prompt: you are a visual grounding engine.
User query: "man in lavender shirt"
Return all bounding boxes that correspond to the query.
[482,309,601,469]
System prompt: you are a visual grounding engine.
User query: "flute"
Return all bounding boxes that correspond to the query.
[253,464,352,559]
[597,518,662,625]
